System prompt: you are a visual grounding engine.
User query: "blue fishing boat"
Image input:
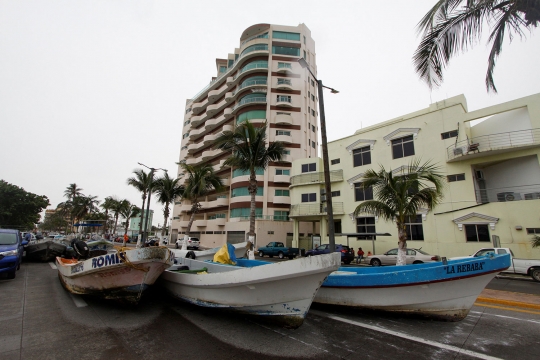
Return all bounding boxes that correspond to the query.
[314,253,510,321]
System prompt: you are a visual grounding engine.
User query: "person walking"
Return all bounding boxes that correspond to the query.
[356,247,365,264]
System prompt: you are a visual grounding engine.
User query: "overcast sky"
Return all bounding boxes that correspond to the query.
[1,0,539,226]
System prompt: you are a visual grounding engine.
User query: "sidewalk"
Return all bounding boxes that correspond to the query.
[477,288,540,309]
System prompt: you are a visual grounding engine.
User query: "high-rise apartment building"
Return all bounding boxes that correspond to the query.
[171,23,320,248]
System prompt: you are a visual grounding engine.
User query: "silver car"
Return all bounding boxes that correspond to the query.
[366,248,440,266]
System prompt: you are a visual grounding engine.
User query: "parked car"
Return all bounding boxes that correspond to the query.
[305,244,354,264]
[0,229,28,279]
[257,242,299,259]
[450,247,540,282]
[175,237,200,250]
[366,248,440,266]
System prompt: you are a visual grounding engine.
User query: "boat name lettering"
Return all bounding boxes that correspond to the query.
[92,253,123,268]
[445,262,484,274]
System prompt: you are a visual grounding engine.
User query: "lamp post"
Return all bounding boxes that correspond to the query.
[137,162,167,247]
[297,58,339,252]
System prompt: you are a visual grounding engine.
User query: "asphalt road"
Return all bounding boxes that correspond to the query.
[1,260,539,360]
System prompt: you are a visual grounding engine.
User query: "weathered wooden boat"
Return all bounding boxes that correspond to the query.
[314,253,511,321]
[171,241,249,261]
[85,238,116,257]
[56,246,174,303]
[160,252,341,328]
[25,239,67,262]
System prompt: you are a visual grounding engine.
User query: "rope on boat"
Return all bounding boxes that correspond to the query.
[112,246,149,273]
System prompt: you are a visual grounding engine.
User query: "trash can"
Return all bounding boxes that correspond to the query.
[300,248,306,257]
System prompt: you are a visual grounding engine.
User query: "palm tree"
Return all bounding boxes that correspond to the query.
[110,198,129,236]
[71,195,100,232]
[101,196,116,235]
[213,120,285,248]
[64,183,83,201]
[532,235,540,248]
[353,160,445,266]
[119,204,140,245]
[177,162,223,249]
[414,0,540,92]
[56,201,74,234]
[127,169,153,243]
[153,172,184,237]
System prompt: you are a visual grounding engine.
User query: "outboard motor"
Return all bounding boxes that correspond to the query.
[72,240,89,260]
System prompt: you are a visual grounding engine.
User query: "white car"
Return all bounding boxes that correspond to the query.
[175,237,200,250]
[366,248,440,266]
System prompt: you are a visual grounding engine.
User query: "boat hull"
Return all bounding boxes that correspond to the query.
[57,247,174,304]
[315,254,511,321]
[160,253,341,328]
[25,241,67,262]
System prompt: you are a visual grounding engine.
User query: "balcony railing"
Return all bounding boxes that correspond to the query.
[290,170,343,186]
[232,96,267,111]
[232,215,291,221]
[277,79,292,86]
[276,96,292,103]
[238,79,267,91]
[475,184,540,203]
[447,128,540,160]
[240,32,268,46]
[277,63,292,70]
[290,202,345,217]
[234,63,269,80]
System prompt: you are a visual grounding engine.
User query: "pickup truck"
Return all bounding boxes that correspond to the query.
[452,248,540,282]
[257,242,299,260]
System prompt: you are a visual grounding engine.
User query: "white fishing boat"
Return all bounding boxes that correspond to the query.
[160,252,341,328]
[56,246,174,304]
[314,253,511,321]
[171,241,249,261]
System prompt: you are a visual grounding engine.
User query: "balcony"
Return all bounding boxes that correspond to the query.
[193,219,207,227]
[238,79,267,93]
[275,112,293,125]
[290,170,344,187]
[277,62,293,74]
[207,197,229,208]
[289,202,345,217]
[186,156,199,165]
[474,184,540,204]
[232,96,267,113]
[279,154,292,163]
[447,128,540,162]
[276,96,293,107]
[276,79,293,90]
[275,133,293,143]
[273,196,290,204]
[179,220,190,228]
[202,148,221,161]
[232,63,269,83]
[208,217,227,226]
[187,142,203,153]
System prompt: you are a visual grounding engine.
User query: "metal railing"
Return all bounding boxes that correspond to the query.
[233,215,292,221]
[447,128,540,160]
[277,63,292,69]
[232,96,267,111]
[276,96,292,103]
[277,79,292,86]
[238,79,267,91]
[290,170,343,186]
[474,184,540,203]
[234,63,269,80]
[240,33,268,46]
[290,202,345,216]
[239,44,268,57]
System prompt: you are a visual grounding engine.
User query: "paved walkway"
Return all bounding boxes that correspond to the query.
[478,288,540,309]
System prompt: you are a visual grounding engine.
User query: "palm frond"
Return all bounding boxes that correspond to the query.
[531,235,540,248]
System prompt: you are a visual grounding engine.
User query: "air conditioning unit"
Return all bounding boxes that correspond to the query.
[321,195,327,202]
[524,192,540,200]
[475,170,485,180]
[497,192,522,202]
[320,188,326,195]
[453,147,463,156]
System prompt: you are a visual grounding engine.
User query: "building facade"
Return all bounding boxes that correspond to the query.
[129,209,153,235]
[171,23,320,248]
[289,93,540,259]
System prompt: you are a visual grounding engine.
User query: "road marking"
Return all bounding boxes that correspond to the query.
[312,311,502,360]
[49,262,57,269]
[470,310,540,324]
[474,302,540,316]
[70,294,88,308]
[476,296,540,310]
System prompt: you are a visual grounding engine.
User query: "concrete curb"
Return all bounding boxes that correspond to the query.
[476,297,540,310]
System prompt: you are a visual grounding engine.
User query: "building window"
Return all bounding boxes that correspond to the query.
[465,224,490,242]
[353,146,371,167]
[303,35,306,44]
[274,211,289,221]
[237,110,266,124]
[272,31,300,41]
[276,130,291,136]
[277,78,291,86]
[230,207,262,218]
[219,65,227,73]
[447,174,466,182]
[272,46,300,56]
[232,168,264,177]
[303,50,306,59]
[331,158,340,165]
[356,217,376,239]
[275,169,290,176]
[277,95,292,103]
[182,132,190,139]
[231,187,263,197]
[331,191,340,197]
[301,163,316,173]
[334,220,342,234]
[311,79,315,87]
[311,109,316,116]
[355,183,373,201]
[283,149,291,155]
[275,189,290,196]
[311,124,315,132]
[311,94,315,101]
[392,135,415,159]
[526,228,540,234]
[312,141,316,149]
[301,193,317,202]
[441,130,459,139]
[276,62,292,70]
[405,215,424,240]
[240,44,268,57]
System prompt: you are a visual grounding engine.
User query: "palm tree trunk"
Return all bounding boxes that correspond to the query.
[396,222,407,266]
[248,172,257,250]
[113,214,119,235]
[137,194,146,248]
[184,202,197,250]
[162,203,170,237]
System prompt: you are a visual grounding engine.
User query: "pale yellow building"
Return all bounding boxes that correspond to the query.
[171,23,320,248]
[289,93,540,259]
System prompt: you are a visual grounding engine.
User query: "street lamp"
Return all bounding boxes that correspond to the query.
[137,162,167,247]
[297,58,339,252]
